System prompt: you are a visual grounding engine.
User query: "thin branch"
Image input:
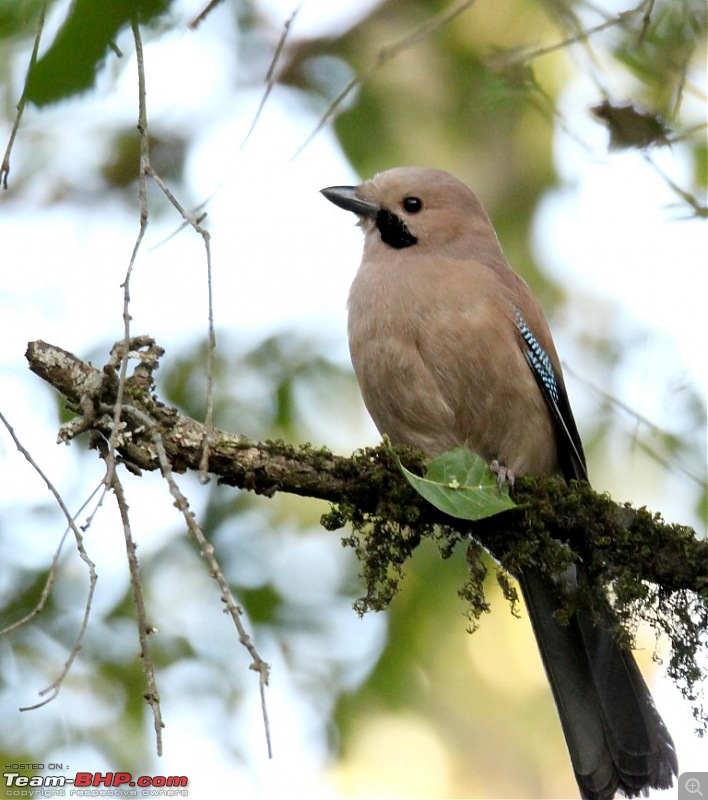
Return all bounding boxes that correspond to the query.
[240,3,303,151]
[638,0,656,45]
[145,417,272,758]
[188,0,226,30]
[141,163,216,478]
[110,468,164,755]
[669,122,708,145]
[200,235,217,482]
[0,410,99,710]
[495,1,646,67]
[1,2,47,189]
[66,21,221,753]
[643,152,708,218]
[107,393,273,757]
[105,18,151,490]
[41,335,272,757]
[128,21,217,477]
[291,0,480,158]
[563,363,705,488]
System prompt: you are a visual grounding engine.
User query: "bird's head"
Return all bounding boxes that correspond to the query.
[321,166,504,262]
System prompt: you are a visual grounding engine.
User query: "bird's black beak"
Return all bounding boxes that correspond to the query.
[320,185,379,219]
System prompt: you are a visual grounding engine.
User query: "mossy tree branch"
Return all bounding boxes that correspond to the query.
[25,337,708,727]
[25,337,705,587]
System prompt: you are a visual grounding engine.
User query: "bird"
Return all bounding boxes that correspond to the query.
[321,166,678,800]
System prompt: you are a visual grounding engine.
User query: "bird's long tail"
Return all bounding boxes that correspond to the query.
[518,570,678,800]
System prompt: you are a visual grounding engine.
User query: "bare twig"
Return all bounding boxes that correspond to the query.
[140,162,216,479]
[0,411,99,710]
[129,20,216,481]
[110,469,164,755]
[1,2,47,189]
[105,19,151,490]
[107,394,273,758]
[638,0,656,44]
[240,3,303,150]
[146,419,272,758]
[491,0,648,67]
[643,152,708,218]
[291,0,480,158]
[496,0,705,215]
[563,364,706,488]
[188,0,226,30]
[116,20,217,476]
[24,334,272,757]
[68,20,221,754]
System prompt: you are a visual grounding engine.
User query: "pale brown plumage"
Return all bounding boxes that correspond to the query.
[347,168,559,476]
[322,166,677,800]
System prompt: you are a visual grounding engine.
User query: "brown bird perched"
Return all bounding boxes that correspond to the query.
[321,167,677,800]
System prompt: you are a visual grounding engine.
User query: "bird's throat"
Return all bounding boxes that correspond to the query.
[375,208,418,249]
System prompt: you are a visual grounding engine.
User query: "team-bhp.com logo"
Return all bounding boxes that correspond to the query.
[3,766,189,797]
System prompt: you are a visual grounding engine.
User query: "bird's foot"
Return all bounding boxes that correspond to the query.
[490,460,515,491]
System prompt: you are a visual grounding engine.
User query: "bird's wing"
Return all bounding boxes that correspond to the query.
[514,308,588,482]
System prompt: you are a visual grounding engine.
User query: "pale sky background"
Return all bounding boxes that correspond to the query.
[0,0,706,797]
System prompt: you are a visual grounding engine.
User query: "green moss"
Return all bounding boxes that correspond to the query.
[457,540,491,632]
[319,450,707,730]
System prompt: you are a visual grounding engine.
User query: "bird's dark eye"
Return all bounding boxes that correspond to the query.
[402,196,423,213]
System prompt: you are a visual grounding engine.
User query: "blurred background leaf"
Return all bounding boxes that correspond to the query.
[26,0,173,105]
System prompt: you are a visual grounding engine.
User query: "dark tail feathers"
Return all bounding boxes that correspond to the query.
[519,570,678,800]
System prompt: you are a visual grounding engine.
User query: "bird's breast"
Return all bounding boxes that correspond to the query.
[347,256,558,474]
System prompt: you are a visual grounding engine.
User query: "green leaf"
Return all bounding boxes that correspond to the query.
[398,447,516,521]
[25,0,172,106]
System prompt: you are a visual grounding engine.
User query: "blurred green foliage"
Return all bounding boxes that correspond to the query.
[613,0,706,115]
[25,0,173,105]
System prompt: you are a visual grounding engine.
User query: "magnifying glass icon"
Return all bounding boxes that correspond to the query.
[686,778,703,796]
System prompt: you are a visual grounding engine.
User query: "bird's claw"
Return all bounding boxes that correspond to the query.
[490,459,515,491]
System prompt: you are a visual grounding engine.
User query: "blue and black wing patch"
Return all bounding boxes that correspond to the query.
[514,308,588,482]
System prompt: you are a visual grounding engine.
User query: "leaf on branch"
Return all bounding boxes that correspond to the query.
[397,447,516,521]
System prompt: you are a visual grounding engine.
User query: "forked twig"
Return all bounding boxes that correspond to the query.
[111,396,273,758]
[129,20,217,481]
[147,423,273,758]
[101,21,265,753]
[493,0,648,67]
[0,411,98,711]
